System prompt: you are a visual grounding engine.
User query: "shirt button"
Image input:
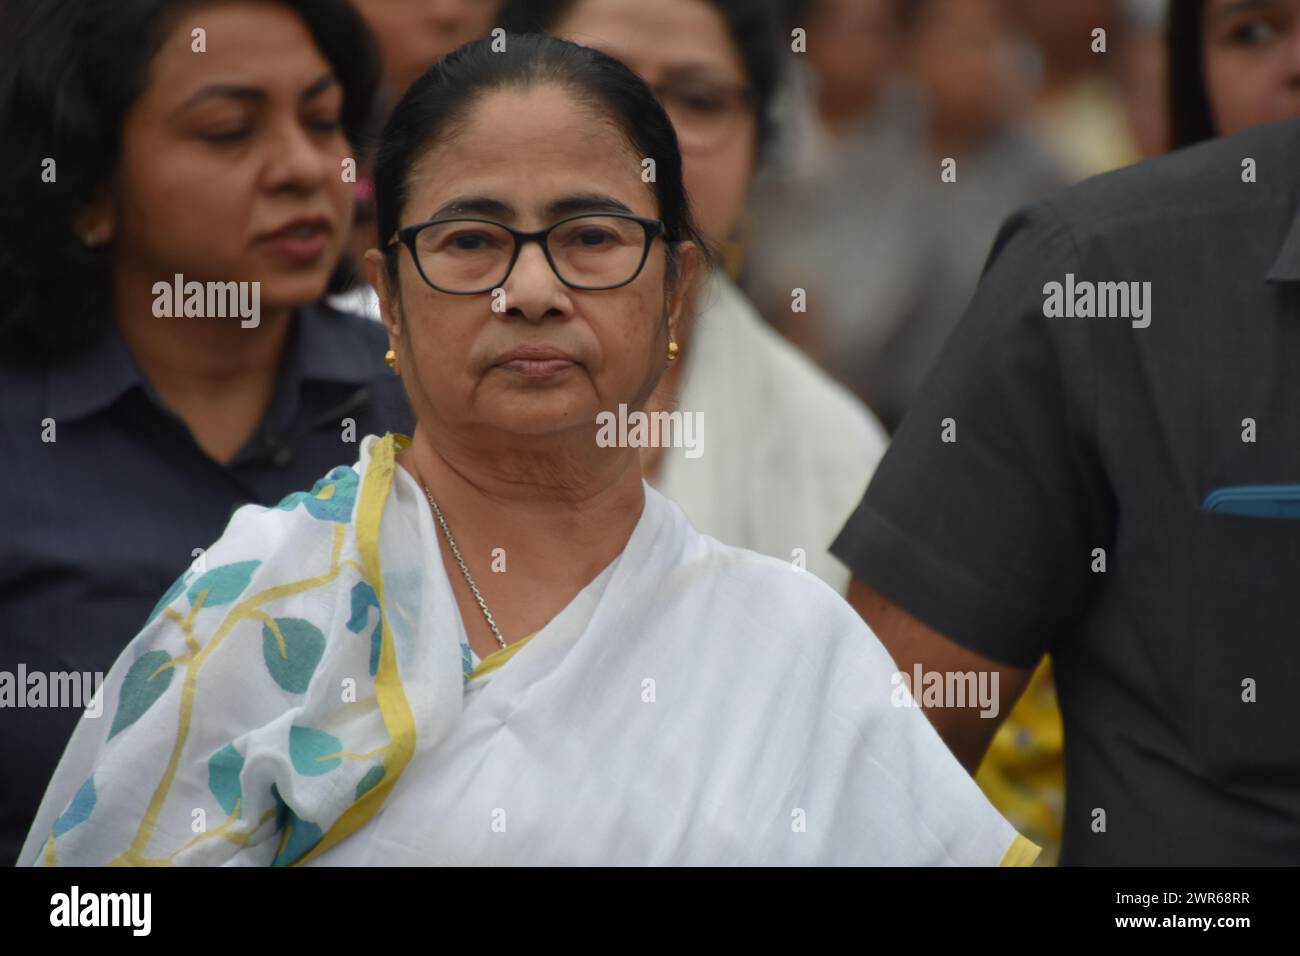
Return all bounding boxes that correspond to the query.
[271,445,293,468]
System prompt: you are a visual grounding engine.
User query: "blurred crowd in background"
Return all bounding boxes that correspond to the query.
[743,0,1169,430]
[8,0,1300,867]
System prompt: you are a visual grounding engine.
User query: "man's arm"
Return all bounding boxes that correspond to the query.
[847,576,1034,773]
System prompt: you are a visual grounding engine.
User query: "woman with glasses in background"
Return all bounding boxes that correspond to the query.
[23,34,1034,867]
[499,0,889,598]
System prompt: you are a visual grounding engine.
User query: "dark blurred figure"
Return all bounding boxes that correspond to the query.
[0,0,412,864]
[786,0,905,165]
[743,0,922,364]
[1117,0,1170,158]
[354,0,503,103]
[880,0,1066,426]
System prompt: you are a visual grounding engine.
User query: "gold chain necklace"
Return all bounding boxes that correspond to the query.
[422,484,508,650]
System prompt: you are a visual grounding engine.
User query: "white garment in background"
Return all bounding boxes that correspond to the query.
[653,269,888,594]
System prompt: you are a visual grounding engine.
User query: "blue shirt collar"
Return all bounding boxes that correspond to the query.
[45,301,387,423]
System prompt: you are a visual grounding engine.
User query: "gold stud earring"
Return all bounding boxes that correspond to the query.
[667,340,679,362]
[384,349,398,373]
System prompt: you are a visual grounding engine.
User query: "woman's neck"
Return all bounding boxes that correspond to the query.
[405,429,645,561]
[113,268,294,463]
[399,428,647,656]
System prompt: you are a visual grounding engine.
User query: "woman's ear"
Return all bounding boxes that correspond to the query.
[666,240,705,342]
[72,188,116,247]
[363,248,402,342]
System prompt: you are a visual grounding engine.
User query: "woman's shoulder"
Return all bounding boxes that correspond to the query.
[652,485,864,627]
[645,484,896,696]
[144,436,394,628]
[22,436,406,866]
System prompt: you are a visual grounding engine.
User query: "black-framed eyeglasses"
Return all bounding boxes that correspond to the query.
[386,212,668,294]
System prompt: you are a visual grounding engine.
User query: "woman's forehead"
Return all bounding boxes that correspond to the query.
[404,176,659,227]
[404,89,656,220]
[146,3,333,106]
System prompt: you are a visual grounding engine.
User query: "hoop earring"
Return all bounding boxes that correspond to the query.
[667,340,679,362]
[384,349,399,373]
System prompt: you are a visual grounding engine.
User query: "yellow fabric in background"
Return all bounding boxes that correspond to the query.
[975,657,1064,866]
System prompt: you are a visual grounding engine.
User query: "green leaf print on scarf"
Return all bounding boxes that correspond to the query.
[108,650,175,739]
[273,466,359,523]
[270,784,323,867]
[53,777,97,837]
[261,618,326,694]
[346,581,382,677]
[186,561,261,609]
[289,725,343,777]
[355,765,385,800]
[208,743,245,817]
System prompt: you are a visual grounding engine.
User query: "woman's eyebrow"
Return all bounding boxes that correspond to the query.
[1209,0,1278,23]
[430,194,634,221]
[431,196,514,219]
[300,73,338,100]
[171,71,337,116]
[544,194,634,218]
[658,64,742,84]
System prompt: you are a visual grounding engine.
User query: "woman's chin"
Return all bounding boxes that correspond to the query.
[251,271,334,313]
[477,403,602,442]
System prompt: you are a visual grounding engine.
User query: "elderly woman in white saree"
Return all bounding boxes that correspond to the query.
[21,34,1037,868]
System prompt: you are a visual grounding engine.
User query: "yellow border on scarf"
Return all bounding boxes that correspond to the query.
[296,433,416,865]
[998,833,1042,867]
[468,631,539,681]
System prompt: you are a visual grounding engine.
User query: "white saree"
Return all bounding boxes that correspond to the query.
[22,433,1037,867]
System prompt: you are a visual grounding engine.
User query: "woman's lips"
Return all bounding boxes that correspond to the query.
[259,219,334,266]
[497,357,577,377]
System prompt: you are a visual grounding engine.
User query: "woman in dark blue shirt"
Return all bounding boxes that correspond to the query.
[0,0,412,863]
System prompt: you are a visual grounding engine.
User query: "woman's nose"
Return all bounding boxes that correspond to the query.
[264,121,332,192]
[500,240,567,321]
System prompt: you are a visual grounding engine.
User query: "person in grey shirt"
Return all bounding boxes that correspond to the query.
[834,117,1300,865]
